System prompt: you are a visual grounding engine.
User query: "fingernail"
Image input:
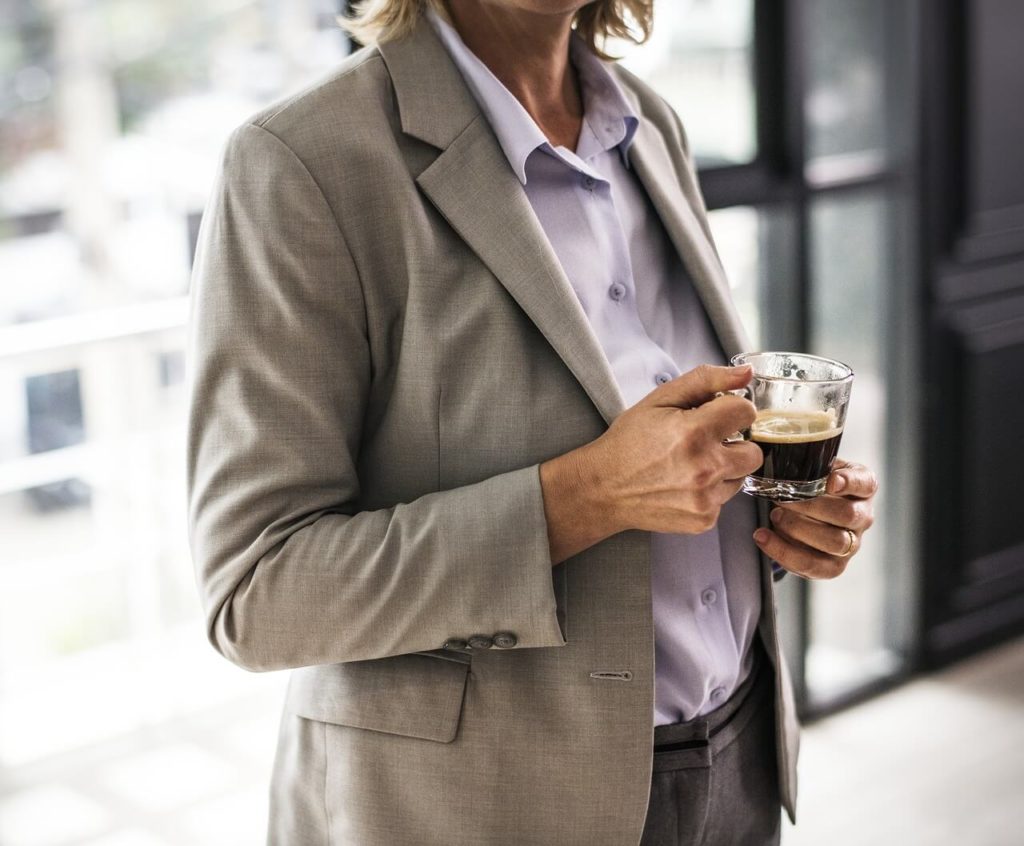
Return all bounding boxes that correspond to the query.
[769,509,781,524]
[831,474,847,493]
[753,529,769,544]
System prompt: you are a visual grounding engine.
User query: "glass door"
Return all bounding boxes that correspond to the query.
[621,0,922,716]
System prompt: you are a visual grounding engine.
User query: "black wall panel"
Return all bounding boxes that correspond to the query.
[921,0,1024,665]
[960,0,1024,263]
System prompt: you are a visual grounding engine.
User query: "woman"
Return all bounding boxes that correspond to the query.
[186,1,878,843]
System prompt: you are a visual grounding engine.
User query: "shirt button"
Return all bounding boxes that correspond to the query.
[701,588,718,606]
[654,371,672,386]
[608,282,626,302]
[583,174,596,190]
[710,686,726,702]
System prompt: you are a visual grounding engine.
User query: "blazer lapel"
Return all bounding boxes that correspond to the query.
[623,108,752,360]
[379,21,626,426]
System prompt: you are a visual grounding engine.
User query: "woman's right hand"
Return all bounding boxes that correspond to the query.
[540,364,762,563]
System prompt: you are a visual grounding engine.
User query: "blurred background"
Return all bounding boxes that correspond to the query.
[0,0,1021,844]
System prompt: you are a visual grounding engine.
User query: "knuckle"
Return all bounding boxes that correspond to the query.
[716,392,742,408]
[689,489,713,514]
[737,398,758,426]
[694,364,715,386]
[742,442,763,470]
[688,464,716,489]
[744,451,764,476]
[797,560,821,579]
[812,558,840,579]
[789,560,813,579]
[850,504,871,531]
[677,424,704,455]
[829,557,849,578]
[838,500,858,526]
[697,509,719,532]
[721,394,756,422]
[684,495,718,532]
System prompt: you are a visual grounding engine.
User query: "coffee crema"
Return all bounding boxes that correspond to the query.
[749,409,844,484]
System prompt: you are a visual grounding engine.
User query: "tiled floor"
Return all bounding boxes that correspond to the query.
[0,680,286,846]
[783,636,1024,846]
[2,637,1022,845]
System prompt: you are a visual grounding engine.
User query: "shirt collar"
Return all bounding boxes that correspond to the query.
[426,7,639,185]
[568,35,639,164]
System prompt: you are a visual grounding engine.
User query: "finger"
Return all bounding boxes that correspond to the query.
[716,473,748,499]
[753,528,849,580]
[769,508,861,558]
[720,440,764,479]
[689,394,758,442]
[641,363,752,410]
[774,494,874,532]
[826,460,879,499]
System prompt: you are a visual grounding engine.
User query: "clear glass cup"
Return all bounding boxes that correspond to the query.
[730,351,854,502]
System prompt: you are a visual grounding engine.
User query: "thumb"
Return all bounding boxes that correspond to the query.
[640,364,752,410]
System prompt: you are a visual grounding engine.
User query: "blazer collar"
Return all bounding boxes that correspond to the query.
[378,14,480,151]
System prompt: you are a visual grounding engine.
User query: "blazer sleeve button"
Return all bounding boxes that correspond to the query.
[443,638,469,651]
[467,634,494,650]
[493,632,517,649]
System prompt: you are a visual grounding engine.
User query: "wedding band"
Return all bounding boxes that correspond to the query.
[839,529,856,557]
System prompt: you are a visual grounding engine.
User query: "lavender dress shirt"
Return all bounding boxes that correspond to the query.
[428,10,762,725]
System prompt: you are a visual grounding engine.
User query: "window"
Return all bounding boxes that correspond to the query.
[619,0,757,166]
[629,0,921,714]
[0,2,347,840]
[807,190,906,701]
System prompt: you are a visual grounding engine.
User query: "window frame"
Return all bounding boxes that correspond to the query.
[693,0,920,720]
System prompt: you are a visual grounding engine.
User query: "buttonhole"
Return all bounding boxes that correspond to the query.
[589,670,633,681]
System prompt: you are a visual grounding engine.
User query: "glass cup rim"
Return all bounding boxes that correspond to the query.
[730,350,855,384]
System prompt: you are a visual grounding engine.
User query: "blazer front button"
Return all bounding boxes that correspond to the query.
[468,634,494,649]
[493,632,517,649]
[443,638,469,651]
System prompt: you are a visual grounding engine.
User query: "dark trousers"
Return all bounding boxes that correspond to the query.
[640,645,782,846]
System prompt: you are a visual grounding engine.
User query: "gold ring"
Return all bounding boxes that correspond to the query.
[839,529,856,557]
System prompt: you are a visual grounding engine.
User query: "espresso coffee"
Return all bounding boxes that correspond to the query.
[750,409,843,484]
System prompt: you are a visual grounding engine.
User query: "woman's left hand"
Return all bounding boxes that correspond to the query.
[752,459,878,579]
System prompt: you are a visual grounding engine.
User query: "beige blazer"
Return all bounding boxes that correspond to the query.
[187,15,799,845]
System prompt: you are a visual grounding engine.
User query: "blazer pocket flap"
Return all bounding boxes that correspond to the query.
[285,652,471,743]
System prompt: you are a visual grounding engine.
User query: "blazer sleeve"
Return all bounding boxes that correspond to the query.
[186,122,567,672]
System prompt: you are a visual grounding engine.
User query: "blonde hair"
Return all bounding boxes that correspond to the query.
[339,0,654,59]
